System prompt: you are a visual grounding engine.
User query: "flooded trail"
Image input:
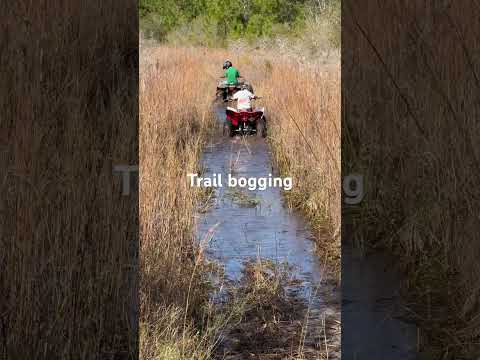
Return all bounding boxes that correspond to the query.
[197,107,324,289]
[196,106,340,357]
[195,106,417,358]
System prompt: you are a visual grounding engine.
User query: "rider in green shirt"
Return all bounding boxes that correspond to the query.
[223,60,240,85]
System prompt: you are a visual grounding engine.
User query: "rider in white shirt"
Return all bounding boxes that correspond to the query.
[232,84,257,111]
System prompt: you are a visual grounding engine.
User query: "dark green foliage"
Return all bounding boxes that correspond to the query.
[139,0,340,46]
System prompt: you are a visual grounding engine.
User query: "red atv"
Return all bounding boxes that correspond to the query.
[225,105,267,138]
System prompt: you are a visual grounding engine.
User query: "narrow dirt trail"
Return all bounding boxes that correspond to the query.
[196,106,341,358]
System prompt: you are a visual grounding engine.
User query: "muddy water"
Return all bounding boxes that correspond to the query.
[196,107,340,357]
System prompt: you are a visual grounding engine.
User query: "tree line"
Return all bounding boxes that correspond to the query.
[140,0,340,45]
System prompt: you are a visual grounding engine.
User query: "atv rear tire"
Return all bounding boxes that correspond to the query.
[228,123,236,137]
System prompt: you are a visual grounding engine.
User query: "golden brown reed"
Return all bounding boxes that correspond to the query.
[344,1,480,357]
[139,46,217,359]
[2,2,138,358]
[258,63,341,273]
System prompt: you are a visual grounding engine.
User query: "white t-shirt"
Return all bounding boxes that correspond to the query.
[232,89,255,110]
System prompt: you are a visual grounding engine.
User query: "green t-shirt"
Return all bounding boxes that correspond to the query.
[225,66,240,85]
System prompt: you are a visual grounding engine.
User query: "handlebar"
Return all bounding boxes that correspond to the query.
[224,96,263,103]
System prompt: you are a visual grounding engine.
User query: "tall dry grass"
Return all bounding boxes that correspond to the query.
[344,1,480,357]
[139,47,217,358]
[2,1,138,358]
[259,63,341,272]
